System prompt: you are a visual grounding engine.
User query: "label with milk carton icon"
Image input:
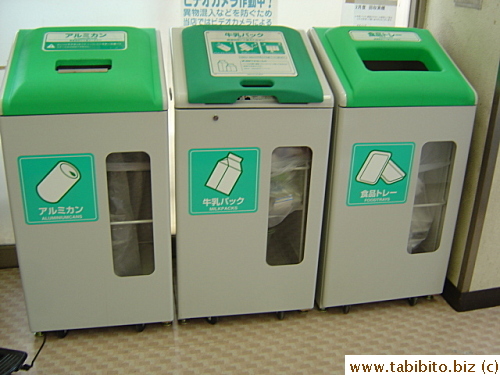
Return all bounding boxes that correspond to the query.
[189,148,260,215]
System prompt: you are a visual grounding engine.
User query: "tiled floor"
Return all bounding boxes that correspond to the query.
[1,267,500,374]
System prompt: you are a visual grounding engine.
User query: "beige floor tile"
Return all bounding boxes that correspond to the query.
[2,267,500,374]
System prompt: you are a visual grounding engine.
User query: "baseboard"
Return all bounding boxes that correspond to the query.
[443,278,500,312]
[0,245,18,269]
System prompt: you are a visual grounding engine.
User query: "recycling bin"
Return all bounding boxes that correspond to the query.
[171,25,334,321]
[309,26,477,311]
[0,27,174,333]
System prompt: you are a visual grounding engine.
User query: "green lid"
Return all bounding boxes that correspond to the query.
[313,26,476,107]
[182,25,323,104]
[2,26,164,115]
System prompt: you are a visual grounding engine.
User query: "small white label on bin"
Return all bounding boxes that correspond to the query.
[349,30,421,42]
[43,31,127,51]
[204,30,297,77]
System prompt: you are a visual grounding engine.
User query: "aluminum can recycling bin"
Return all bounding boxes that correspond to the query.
[0,27,175,333]
[171,25,334,321]
[309,27,477,311]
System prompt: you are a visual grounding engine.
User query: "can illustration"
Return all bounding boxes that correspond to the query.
[36,161,81,203]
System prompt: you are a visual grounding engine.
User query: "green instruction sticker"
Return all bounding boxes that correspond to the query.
[43,31,127,51]
[347,143,414,206]
[189,148,260,215]
[18,154,98,224]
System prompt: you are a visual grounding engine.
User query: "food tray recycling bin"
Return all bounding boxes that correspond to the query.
[309,26,477,311]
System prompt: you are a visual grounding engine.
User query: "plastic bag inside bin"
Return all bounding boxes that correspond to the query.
[408,141,454,253]
[408,177,434,253]
[269,147,311,228]
[107,152,153,277]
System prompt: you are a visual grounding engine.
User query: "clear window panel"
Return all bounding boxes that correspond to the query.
[408,142,456,254]
[106,152,155,276]
[266,147,312,266]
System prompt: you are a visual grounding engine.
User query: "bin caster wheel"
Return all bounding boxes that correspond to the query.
[342,305,351,314]
[135,324,146,332]
[56,330,68,339]
[276,311,285,320]
[206,317,218,325]
[408,297,418,307]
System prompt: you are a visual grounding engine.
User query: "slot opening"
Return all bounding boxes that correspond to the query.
[240,79,274,88]
[363,60,429,71]
[357,47,441,72]
[56,59,112,73]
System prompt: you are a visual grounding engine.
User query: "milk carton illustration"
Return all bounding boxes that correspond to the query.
[206,153,243,195]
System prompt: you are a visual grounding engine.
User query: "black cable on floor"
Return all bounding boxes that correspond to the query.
[20,334,47,371]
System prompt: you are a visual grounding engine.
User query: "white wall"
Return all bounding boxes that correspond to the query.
[423,0,500,291]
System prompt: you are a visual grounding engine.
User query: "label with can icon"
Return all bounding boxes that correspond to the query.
[18,153,98,224]
[37,161,81,203]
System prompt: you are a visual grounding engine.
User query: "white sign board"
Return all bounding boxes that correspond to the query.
[341,0,411,27]
[182,0,277,26]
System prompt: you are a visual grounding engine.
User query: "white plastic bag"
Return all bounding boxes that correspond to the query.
[268,147,311,228]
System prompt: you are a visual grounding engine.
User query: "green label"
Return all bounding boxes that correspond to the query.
[43,31,127,51]
[347,143,414,206]
[189,148,260,215]
[18,154,98,224]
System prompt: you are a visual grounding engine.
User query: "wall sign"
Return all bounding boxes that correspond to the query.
[182,0,277,26]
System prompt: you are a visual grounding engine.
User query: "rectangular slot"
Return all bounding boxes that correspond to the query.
[267,147,312,266]
[106,152,155,276]
[408,142,456,254]
[363,60,429,71]
[357,47,441,71]
[240,79,274,87]
[56,59,112,73]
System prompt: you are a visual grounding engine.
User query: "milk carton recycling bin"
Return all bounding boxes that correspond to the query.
[171,25,333,321]
[0,27,174,333]
[309,27,477,311]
